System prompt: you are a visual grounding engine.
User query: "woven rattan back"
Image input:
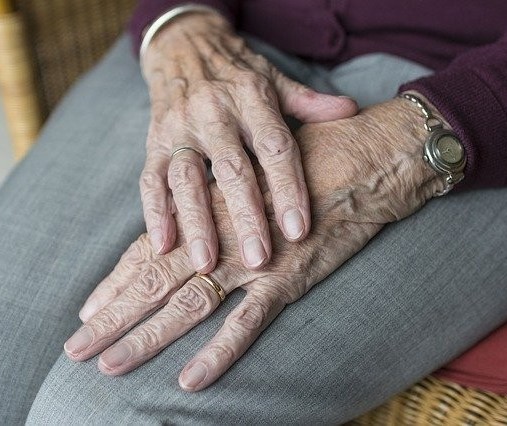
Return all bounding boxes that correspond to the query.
[0,0,136,158]
[18,0,137,116]
[349,376,507,425]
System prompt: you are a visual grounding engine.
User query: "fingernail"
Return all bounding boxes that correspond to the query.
[151,229,165,254]
[64,326,93,355]
[101,342,132,369]
[181,362,208,389]
[283,209,305,240]
[243,236,267,268]
[191,239,212,270]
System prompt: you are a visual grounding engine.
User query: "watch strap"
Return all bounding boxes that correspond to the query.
[400,93,466,196]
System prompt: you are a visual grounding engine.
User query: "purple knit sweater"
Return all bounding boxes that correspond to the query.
[129,0,507,190]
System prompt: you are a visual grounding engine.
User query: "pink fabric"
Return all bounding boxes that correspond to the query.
[435,324,507,395]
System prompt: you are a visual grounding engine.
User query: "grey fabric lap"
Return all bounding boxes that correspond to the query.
[0,36,149,425]
[0,35,504,425]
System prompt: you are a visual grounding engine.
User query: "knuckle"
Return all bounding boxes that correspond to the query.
[168,76,188,93]
[118,239,147,271]
[129,263,171,304]
[141,185,167,215]
[171,285,213,320]
[134,234,157,263]
[137,233,151,249]
[228,302,268,334]
[208,343,237,366]
[168,157,203,189]
[229,36,247,53]
[299,85,317,101]
[211,149,247,183]
[235,71,276,105]
[251,53,270,70]
[255,131,296,160]
[231,203,265,228]
[272,180,300,204]
[235,70,269,90]
[92,306,126,334]
[140,170,164,193]
[143,205,165,222]
[131,322,163,350]
[207,107,233,128]
[150,99,168,121]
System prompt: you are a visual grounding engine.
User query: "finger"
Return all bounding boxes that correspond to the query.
[273,70,358,123]
[65,247,193,361]
[97,273,227,375]
[168,145,218,273]
[179,289,285,391]
[144,64,188,255]
[79,235,153,322]
[209,125,271,269]
[240,88,310,242]
[140,150,177,255]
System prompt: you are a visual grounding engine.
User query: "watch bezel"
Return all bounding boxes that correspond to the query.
[423,128,466,177]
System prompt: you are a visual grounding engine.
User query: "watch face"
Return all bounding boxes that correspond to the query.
[435,134,464,164]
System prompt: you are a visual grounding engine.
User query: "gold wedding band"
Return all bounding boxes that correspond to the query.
[194,273,226,302]
[171,146,202,159]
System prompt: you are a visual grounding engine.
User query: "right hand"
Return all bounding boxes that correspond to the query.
[140,11,358,273]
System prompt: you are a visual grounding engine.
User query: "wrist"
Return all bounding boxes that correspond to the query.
[142,9,231,80]
[296,99,447,217]
[151,10,230,43]
[399,91,467,195]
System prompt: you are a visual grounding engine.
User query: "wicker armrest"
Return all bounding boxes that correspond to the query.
[0,0,136,159]
[0,1,42,159]
[350,376,507,425]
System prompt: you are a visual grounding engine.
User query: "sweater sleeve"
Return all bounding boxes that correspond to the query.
[401,30,507,190]
[128,0,240,55]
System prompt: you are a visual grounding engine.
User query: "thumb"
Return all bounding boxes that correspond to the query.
[274,71,358,123]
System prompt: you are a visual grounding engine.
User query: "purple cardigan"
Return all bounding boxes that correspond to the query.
[129,1,507,190]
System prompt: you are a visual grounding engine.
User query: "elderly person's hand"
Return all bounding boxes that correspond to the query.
[65,96,445,391]
[140,11,358,272]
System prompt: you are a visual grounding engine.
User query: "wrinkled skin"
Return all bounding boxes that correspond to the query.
[140,12,358,272]
[65,98,445,392]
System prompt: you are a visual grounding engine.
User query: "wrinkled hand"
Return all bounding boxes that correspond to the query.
[65,98,444,391]
[140,11,358,272]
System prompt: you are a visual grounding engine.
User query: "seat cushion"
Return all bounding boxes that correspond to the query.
[435,322,507,394]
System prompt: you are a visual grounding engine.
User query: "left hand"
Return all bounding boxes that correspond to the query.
[141,12,358,271]
[65,97,445,391]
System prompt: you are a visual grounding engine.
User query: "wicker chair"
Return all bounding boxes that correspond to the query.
[0,0,136,158]
[0,1,506,424]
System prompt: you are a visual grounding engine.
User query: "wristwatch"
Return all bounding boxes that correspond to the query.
[401,93,466,195]
[423,127,466,185]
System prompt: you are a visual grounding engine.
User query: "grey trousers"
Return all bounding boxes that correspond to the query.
[0,35,505,425]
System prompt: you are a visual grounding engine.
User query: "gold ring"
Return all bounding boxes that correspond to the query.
[171,146,202,159]
[194,273,226,302]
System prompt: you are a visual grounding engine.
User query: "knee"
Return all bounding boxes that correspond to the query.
[26,355,151,425]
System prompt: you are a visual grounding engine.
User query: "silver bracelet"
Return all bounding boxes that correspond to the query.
[140,4,221,80]
[400,93,466,196]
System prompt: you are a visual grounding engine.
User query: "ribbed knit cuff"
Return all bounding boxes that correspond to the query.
[401,70,507,190]
[128,0,239,56]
